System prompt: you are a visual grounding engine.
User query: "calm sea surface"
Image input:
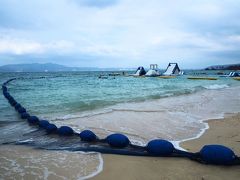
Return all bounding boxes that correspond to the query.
[1,71,239,120]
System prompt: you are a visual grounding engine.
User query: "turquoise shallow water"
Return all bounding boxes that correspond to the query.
[0,70,239,121]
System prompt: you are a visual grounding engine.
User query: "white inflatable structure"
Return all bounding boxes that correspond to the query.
[220,72,240,77]
[133,66,146,76]
[145,64,160,77]
[163,63,183,76]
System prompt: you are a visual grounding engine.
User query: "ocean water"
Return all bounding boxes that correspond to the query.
[0,70,240,179]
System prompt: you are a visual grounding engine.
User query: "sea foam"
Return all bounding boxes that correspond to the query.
[203,84,229,90]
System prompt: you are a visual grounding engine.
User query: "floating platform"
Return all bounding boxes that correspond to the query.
[187,77,218,80]
[158,76,176,79]
[233,77,240,81]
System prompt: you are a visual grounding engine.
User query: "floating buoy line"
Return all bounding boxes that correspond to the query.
[2,77,240,166]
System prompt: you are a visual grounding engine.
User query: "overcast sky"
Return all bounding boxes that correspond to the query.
[0,0,240,68]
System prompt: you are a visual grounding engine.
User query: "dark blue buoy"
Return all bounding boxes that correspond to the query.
[7,96,14,103]
[46,123,58,134]
[4,92,10,99]
[14,103,22,110]
[39,120,50,128]
[200,145,236,165]
[106,133,130,148]
[18,107,26,113]
[27,116,39,124]
[146,139,174,156]
[10,101,17,106]
[58,126,74,136]
[2,85,7,92]
[20,112,30,119]
[7,95,13,100]
[8,96,15,102]
[9,98,17,106]
[2,89,7,94]
[80,130,97,142]
[3,91,8,96]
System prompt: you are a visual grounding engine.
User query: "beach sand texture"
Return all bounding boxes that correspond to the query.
[92,113,240,180]
[0,114,239,180]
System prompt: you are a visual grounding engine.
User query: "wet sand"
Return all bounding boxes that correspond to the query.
[0,113,239,180]
[0,146,103,180]
[92,113,240,180]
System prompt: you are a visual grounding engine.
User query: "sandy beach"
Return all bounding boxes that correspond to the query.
[0,114,239,179]
[92,113,240,180]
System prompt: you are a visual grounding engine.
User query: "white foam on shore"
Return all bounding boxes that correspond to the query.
[173,115,227,151]
[203,84,229,90]
[62,86,240,140]
[18,138,34,143]
[0,146,104,180]
[80,152,103,180]
[49,86,240,178]
[172,121,210,151]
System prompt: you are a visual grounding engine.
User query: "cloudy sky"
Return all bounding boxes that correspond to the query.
[0,0,239,68]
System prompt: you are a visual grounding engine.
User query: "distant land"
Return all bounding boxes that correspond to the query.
[1,63,240,72]
[0,63,134,72]
[205,63,240,70]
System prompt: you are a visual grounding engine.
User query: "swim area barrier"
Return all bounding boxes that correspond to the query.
[2,77,240,166]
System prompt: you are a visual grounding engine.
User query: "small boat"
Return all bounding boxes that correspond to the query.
[187,77,218,80]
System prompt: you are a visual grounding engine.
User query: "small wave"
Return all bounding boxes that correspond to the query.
[17,139,34,144]
[203,84,229,90]
[52,109,114,121]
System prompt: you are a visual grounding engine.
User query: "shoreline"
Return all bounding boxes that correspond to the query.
[172,116,210,151]
[172,113,233,151]
[92,113,240,180]
[0,86,240,179]
[180,113,240,154]
[0,113,239,180]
